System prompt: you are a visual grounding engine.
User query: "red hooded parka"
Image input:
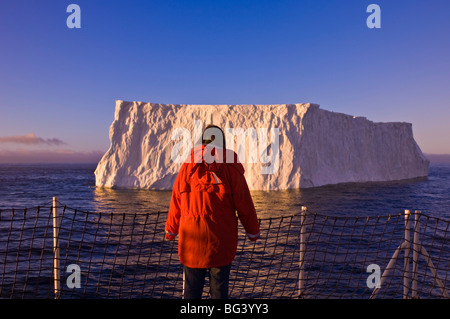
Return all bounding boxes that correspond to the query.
[165,145,260,269]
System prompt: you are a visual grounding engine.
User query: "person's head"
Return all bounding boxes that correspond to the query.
[202,124,226,149]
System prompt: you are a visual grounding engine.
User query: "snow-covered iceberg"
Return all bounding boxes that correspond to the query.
[94,100,429,190]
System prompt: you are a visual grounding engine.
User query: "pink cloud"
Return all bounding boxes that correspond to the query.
[0,133,66,146]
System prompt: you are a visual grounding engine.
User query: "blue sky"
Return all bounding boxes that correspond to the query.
[1,0,449,162]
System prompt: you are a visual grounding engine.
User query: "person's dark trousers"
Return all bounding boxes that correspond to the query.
[183,264,232,299]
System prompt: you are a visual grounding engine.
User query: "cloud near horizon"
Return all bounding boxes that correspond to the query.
[0,133,66,146]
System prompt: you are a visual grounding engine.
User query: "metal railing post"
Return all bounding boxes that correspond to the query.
[52,197,61,299]
[411,210,421,299]
[298,206,307,298]
[403,210,411,299]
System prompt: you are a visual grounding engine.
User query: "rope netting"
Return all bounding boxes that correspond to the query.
[0,202,448,299]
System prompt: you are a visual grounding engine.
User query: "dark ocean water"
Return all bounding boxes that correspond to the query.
[0,162,449,219]
[0,163,449,299]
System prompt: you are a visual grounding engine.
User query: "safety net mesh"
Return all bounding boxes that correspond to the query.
[0,202,448,299]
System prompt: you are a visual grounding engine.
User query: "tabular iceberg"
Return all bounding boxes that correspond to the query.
[94,100,429,190]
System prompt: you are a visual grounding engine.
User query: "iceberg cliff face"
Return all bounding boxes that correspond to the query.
[94,100,429,190]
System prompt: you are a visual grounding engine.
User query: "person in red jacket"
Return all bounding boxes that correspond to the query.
[165,124,260,299]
